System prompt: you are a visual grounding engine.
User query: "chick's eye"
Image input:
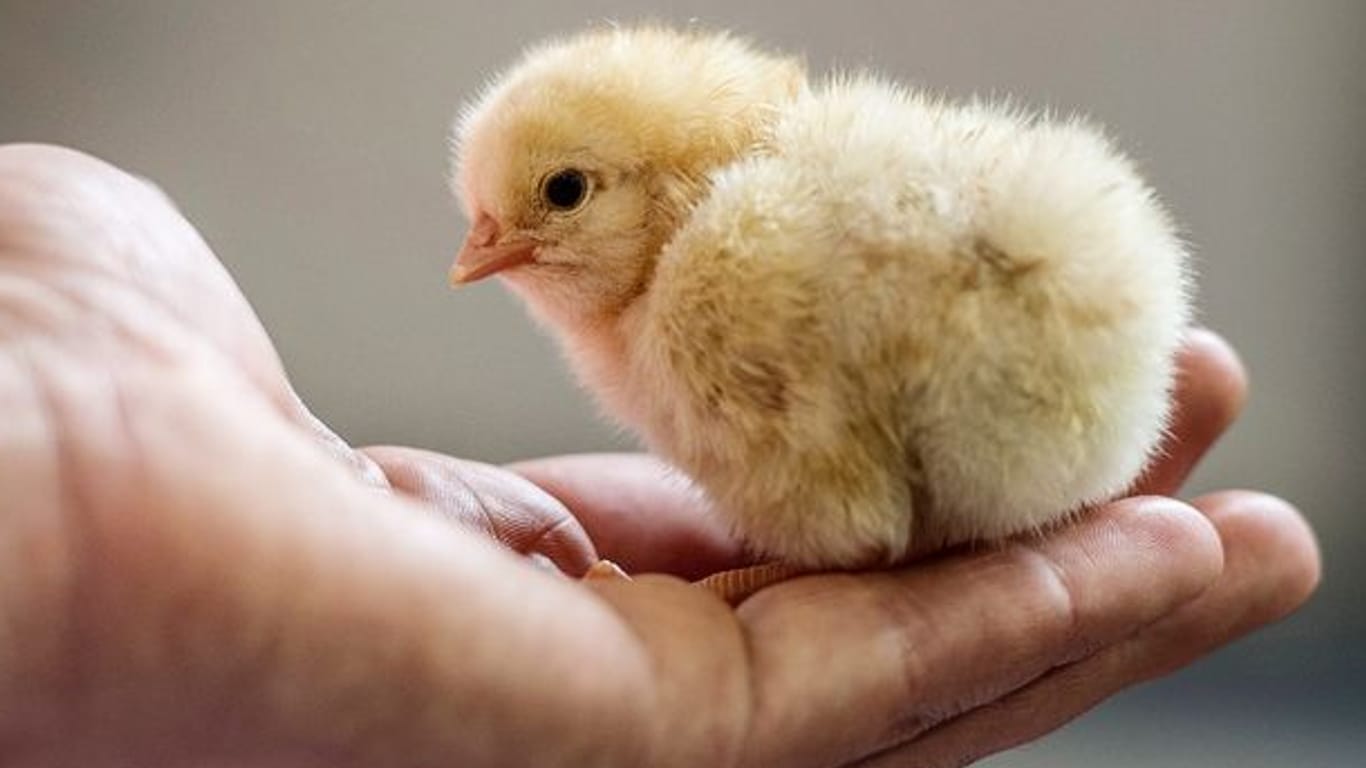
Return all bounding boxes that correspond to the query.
[542,169,589,210]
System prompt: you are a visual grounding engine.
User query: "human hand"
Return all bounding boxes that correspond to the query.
[0,144,1318,767]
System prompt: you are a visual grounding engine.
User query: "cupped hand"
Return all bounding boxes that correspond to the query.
[0,144,1318,767]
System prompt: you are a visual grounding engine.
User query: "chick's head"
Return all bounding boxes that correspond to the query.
[451,26,804,326]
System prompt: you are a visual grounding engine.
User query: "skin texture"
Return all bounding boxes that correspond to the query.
[0,144,1320,767]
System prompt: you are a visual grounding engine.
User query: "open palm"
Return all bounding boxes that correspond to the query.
[0,144,1317,767]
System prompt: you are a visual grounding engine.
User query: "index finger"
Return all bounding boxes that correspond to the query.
[615,497,1223,767]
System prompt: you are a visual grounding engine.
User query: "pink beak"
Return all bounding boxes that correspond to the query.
[449,213,538,285]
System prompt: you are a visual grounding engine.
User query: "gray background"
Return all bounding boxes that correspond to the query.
[1,1,1361,765]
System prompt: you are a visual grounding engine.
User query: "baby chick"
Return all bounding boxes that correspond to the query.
[450,27,1191,569]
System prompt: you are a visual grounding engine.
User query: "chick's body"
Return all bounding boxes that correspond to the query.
[453,29,1190,568]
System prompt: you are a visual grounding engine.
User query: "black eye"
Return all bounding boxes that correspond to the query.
[542,169,589,210]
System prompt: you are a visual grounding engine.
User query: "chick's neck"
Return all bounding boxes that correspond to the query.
[537,114,790,427]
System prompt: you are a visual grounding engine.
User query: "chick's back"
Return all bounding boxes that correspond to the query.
[634,78,1191,567]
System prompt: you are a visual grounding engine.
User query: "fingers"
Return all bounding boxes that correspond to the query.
[1131,328,1248,497]
[857,491,1319,768]
[362,445,599,575]
[725,497,1222,767]
[510,453,750,579]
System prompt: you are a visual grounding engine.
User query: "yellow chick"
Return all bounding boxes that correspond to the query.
[450,26,1191,569]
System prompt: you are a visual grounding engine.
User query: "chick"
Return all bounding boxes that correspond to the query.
[450,27,1191,570]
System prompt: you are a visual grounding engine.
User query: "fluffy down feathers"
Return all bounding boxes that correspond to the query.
[452,27,1191,568]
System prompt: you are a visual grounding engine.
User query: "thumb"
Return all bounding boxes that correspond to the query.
[362,446,599,576]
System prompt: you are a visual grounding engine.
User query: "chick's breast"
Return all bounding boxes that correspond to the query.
[631,78,1191,568]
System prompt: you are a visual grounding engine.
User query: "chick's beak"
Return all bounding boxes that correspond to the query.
[450,213,538,285]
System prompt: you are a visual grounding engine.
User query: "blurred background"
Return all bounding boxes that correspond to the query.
[1,1,1361,764]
